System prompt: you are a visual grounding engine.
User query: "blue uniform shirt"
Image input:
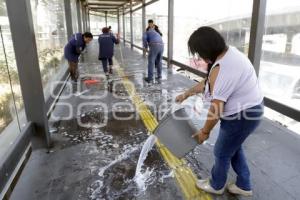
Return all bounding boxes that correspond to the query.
[98,33,119,59]
[143,29,163,48]
[64,33,85,62]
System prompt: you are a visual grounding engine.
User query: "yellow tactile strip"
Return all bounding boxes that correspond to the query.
[115,64,212,200]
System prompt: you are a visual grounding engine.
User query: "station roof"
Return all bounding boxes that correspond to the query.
[85,0,143,16]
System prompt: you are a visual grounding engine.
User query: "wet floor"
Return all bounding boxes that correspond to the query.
[10,42,300,200]
[29,42,185,199]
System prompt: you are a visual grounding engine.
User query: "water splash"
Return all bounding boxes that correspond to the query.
[89,146,140,199]
[134,135,157,191]
[98,146,139,177]
[159,170,174,183]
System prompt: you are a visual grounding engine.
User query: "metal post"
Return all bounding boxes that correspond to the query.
[82,4,86,32]
[117,9,120,34]
[130,0,133,49]
[122,6,126,45]
[76,0,82,32]
[167,0,174,67]
[64,0,73,39]
[142,0,146,55]
[5,0,50,147]
[248,0,267,75]
[87,9,90,31]
[105,11,108,27]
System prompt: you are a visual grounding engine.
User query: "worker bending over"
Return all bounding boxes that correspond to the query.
[64,32,93,81]
[143,20,164,84]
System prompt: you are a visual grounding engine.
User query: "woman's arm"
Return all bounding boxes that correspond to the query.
[193,66,224,143]
[175,79,205,103]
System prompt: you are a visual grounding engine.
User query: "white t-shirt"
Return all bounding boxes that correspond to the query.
[204,46,264,117]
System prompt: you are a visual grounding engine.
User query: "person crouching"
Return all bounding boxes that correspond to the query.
[98,27,120,76]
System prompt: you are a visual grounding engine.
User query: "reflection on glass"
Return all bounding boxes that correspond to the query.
[0,0,26,160]
[259,0,300,112]
[30,0,68,98]
[90,14,106,35]
[120,13,123,37]
[125,13,131,41]
[107,16,118,34]
[133,9,143,47]
[146,0,168,57]
[174,0,253,71]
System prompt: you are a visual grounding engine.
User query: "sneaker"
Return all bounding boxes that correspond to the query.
[196,179,225,195]
[156,78,161,84]
[144,77,153,84]
[227,183,253,196]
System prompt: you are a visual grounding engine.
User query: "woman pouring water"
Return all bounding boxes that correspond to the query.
[175,27,264,196]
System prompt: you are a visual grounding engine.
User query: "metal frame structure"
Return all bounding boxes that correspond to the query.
[142,0,146,55]
[76,0,83,32]
[1,0,300,196]
[248,0,267,75]
[167,0,173,67]
[125,0,158,14]
[0,123,33,198]
[123,0,300,122]
[122,5,126,44]
[87,9,91,31]
[117,10,120,33]
[5,0,50,145]
[130,0,134,49]
[64,0,74,39]
[105,11,108,26]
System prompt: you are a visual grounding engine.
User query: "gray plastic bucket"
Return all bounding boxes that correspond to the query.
[154,107,198,158]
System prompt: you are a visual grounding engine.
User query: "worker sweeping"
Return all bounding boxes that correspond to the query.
[176,27,264,197]
[98,27,120,76]
[64,32,93,82]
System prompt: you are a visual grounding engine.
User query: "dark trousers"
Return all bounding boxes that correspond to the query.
[68,61,78,80]
[101,57,113,73]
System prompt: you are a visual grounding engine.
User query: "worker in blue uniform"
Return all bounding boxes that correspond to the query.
[98,27,120,76]
[64,32,93,81]
[143,21,164,84]
[146,19,162,36]
[146,19,163,71]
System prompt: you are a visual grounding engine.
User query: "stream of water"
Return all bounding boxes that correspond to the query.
[134,134,157,191]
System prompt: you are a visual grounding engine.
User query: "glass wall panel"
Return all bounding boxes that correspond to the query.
[30,0,68,98]
[71,0,78,33]
[0,0,26,159]
[146,0,168,57]
[259,0,300,126]
[173,0,253,72]
[90,14,106,35]
[107,16,118,33]
[132,9,143,47]
[120,13,123,36]
[125,13,131,41]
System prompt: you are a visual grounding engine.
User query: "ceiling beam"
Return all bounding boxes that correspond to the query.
[87,0,141,2]
[90,8,118,11]
[87,2,125,6]
[89,5,120,8]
